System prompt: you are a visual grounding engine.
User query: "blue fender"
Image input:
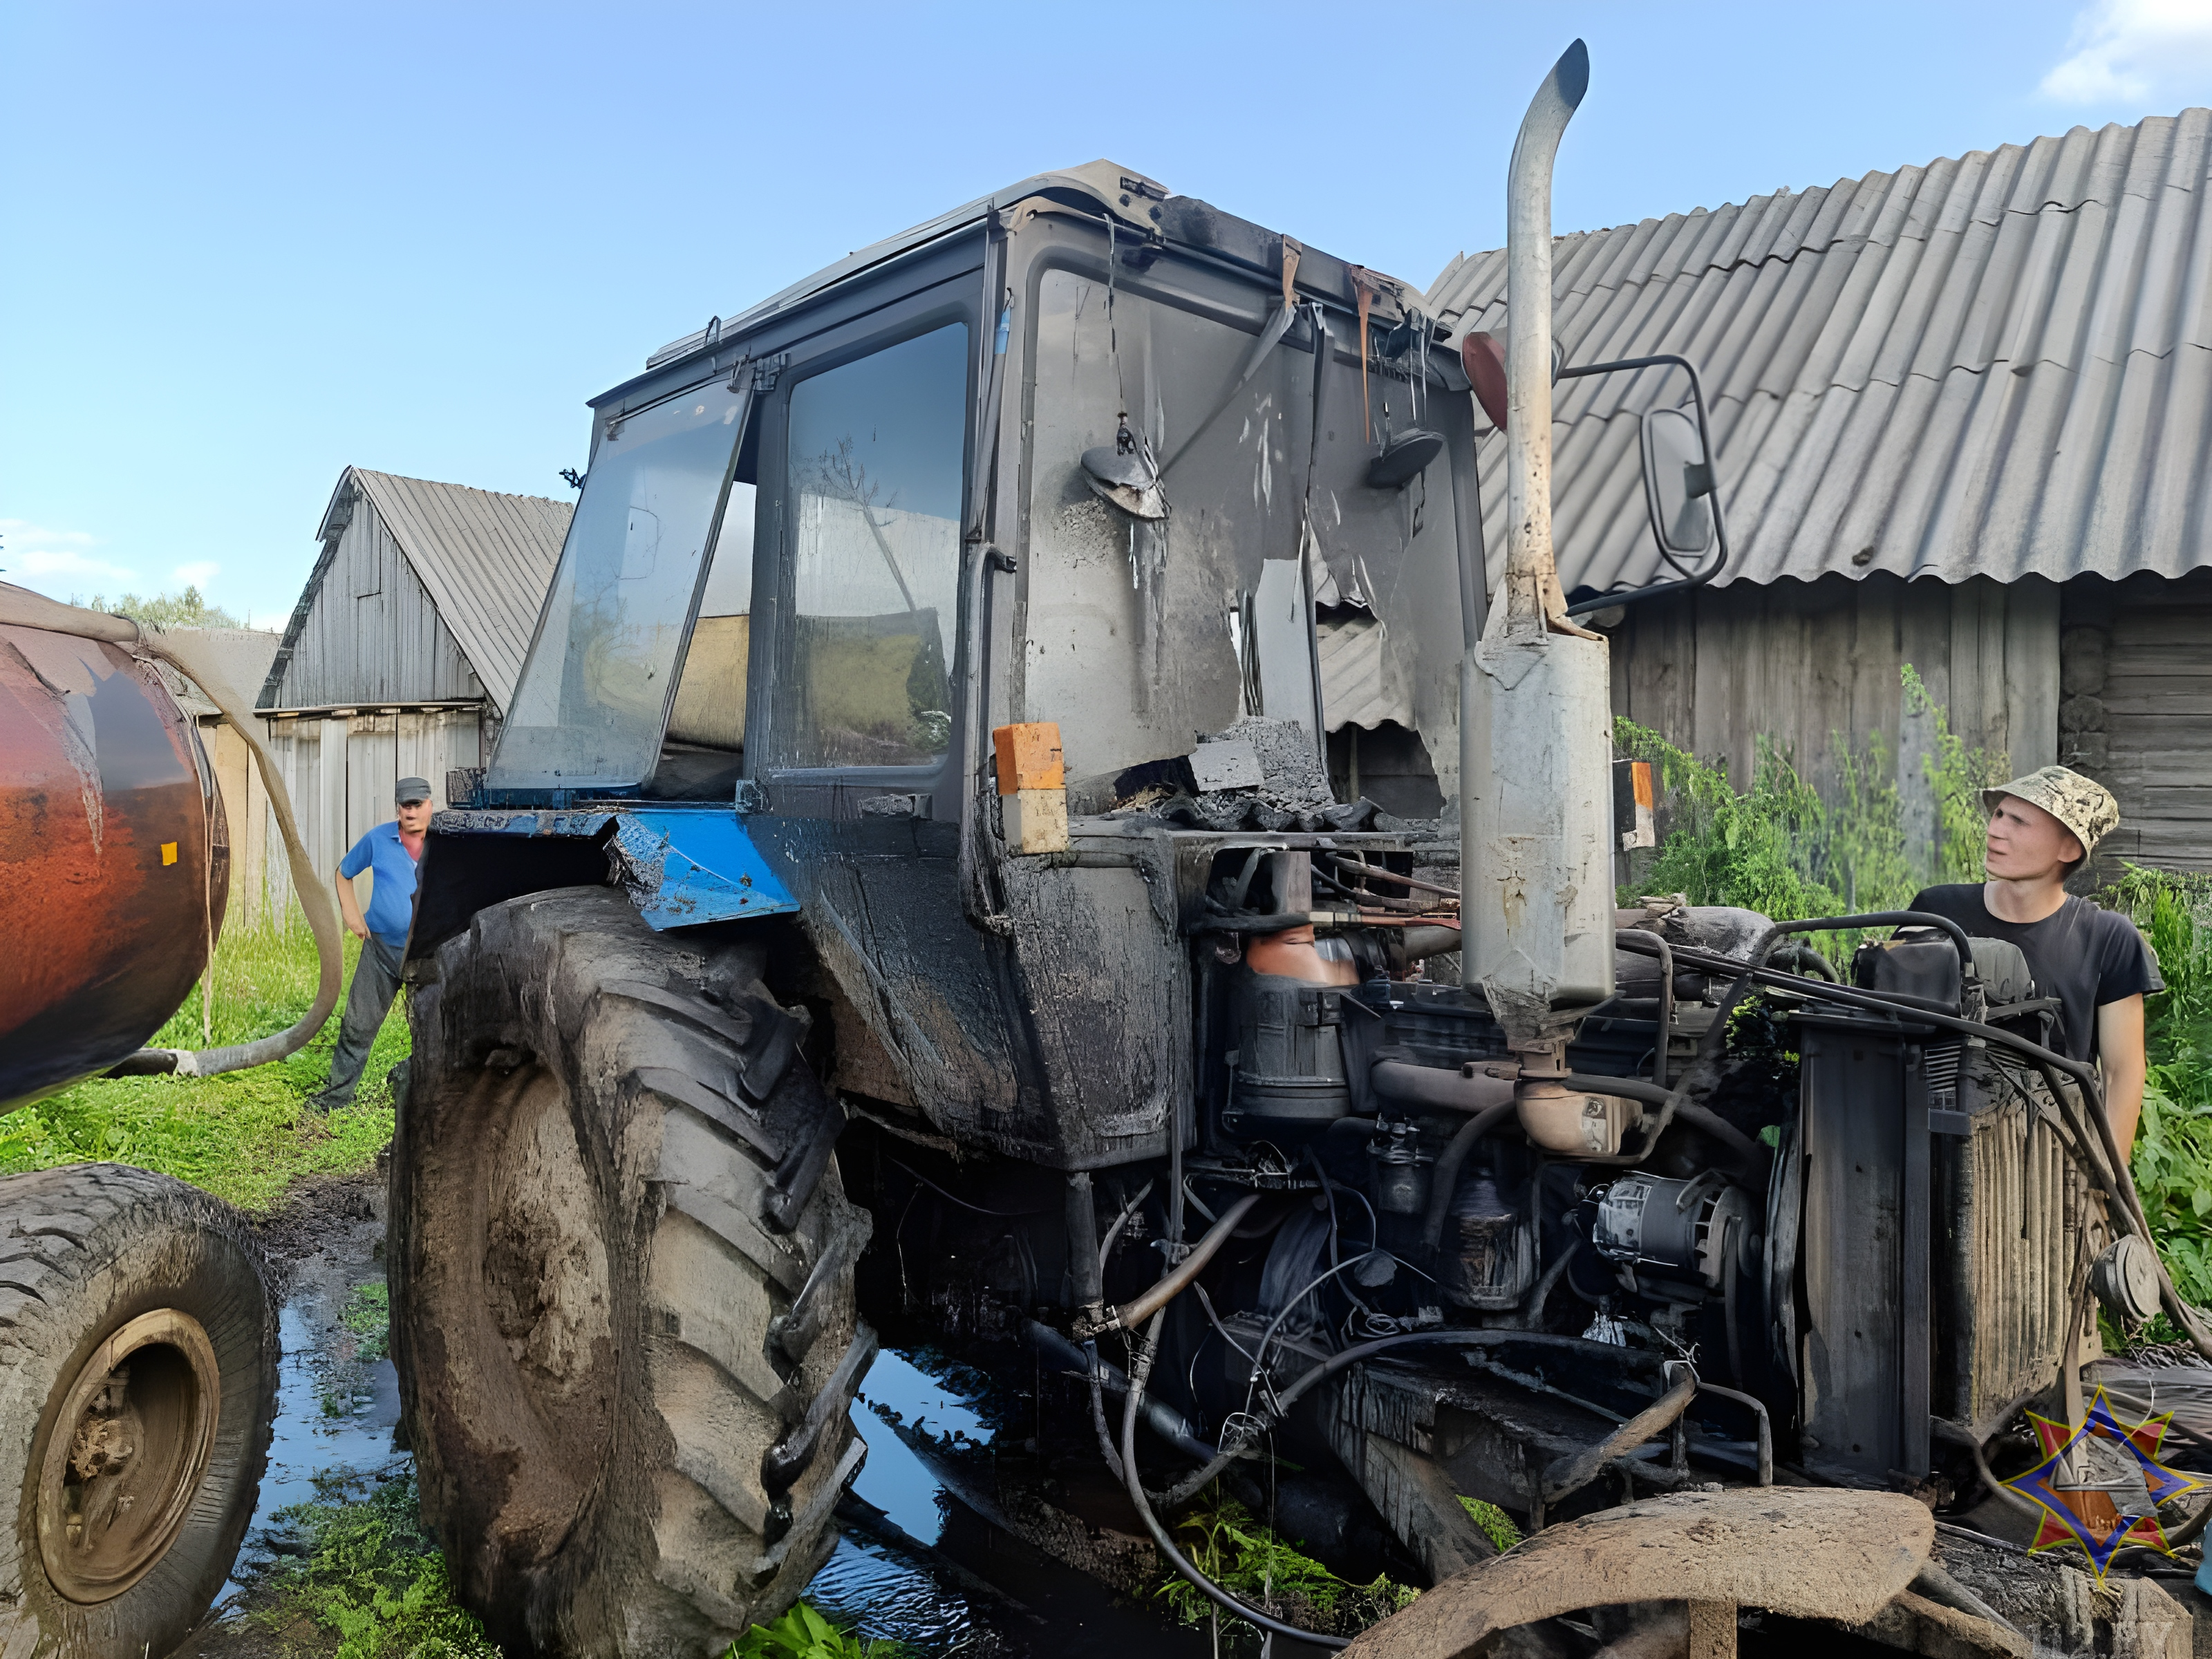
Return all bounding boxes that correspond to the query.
[606,808,800,930]
[425,804,798,935]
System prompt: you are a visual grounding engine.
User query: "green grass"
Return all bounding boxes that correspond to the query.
[340,1281,392,1362]
[1456,1496,1523,1554]
[0,921,403,1211]
[252,1467,497,1659]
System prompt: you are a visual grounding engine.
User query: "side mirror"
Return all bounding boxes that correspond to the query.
[1640,406,1713,556]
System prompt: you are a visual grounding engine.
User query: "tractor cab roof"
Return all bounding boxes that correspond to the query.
[616,159,1432,406]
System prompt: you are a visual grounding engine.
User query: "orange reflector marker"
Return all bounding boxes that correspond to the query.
[160,842,179,865]
[991,723,1069,854]
[991,722,1064,794]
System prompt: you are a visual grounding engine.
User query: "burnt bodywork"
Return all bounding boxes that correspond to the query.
[417,163,1474,1169]
[1,623,226,1107]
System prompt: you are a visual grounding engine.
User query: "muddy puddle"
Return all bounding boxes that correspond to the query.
[184,1174,1222,1657]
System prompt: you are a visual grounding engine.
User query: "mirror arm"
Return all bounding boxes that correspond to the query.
[1552,351,1733,617]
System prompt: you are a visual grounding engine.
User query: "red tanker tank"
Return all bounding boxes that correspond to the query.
[1,620,228,1108]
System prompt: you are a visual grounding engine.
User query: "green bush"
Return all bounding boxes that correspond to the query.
[2108,868,2212,1319]
[0,920,399,1210]
[1614,664,2005,920]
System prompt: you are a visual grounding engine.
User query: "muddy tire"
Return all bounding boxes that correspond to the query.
[392,886,873,1658]
[0,1164,277,1659]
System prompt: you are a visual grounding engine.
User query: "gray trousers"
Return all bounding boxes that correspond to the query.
[315,935,404,1109]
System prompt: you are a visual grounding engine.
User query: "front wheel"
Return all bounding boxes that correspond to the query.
[0,1163,278,1658]
[392,887,872,1657]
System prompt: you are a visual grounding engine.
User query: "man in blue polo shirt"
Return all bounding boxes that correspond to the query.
[311,777,433,1110]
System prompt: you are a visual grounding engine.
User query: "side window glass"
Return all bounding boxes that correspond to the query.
[664,482,755,754]
[781,323,968,769]
[492,386,746,789]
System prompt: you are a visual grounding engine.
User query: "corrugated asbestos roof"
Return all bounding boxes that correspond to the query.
[347,471,570,709]
[1425,108,2212,595]
[270,469,571,711]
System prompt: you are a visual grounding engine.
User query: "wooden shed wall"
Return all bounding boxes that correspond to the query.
[1604,572,2061,874]
[2062,570,2212,873]
[276,493,482,709]
[1605,569,2212,876]
[243,710,481,924]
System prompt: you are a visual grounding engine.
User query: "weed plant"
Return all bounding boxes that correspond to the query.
[2107,868,2212,1320]
[340,1282,392,1362]
[252,1467,496,1659]
[723,1603,904,1659]
[1156,1488,1416,1641]
[0,920,400,1210]
[1613,666,2004,926]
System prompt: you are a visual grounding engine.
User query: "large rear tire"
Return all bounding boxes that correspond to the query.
[392,887,872,1657]
[0,1163,277,1659]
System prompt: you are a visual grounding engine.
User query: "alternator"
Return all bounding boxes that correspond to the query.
[1591,1171,1754,1290]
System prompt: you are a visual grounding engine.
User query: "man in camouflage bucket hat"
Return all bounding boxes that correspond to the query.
[1912,765,2162,1152]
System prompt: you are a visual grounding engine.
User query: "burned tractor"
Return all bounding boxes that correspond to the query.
[379,41,2209,1657]
[383,46,2207,1656]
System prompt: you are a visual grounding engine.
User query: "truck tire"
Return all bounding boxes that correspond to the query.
[0,1163,277,1659]
[392,886,873,1658]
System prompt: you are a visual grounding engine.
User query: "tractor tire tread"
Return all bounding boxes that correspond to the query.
[396,886,868,1658]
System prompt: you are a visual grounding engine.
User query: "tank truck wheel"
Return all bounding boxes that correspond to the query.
[391,885,872,1658]
[0,1164,278,1659]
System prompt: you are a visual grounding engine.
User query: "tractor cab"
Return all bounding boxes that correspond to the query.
[415,160,1485,1164]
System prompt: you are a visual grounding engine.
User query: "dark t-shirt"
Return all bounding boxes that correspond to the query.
[1908,885,2162,1062]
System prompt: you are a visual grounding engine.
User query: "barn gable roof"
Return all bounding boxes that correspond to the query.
[1427,107,2212,599]
[263,469,570,712]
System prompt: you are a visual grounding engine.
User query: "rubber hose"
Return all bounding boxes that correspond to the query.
[1118,1311,1349,1649]
[1077,1192,1262,1337]
[1419,1100,1518,1250]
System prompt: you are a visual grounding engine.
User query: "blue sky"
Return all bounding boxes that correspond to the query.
[9,0,2212,626]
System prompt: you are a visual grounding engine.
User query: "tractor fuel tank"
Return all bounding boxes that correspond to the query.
[1,624,227,1109]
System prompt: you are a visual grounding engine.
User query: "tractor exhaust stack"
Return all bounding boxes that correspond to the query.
[1461,39,1618,1036]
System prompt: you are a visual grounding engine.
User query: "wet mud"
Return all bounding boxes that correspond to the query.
[174,1172,1231,1658]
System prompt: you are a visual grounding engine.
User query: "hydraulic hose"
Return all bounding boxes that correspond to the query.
[1027,1320,1216,1464]
[1695,911,1974,1061]
[1119,1311,1351,1649]
[0,584,344,1078]
[1615,928,1674,1088]
[1539,1365,1696,1505]
[1553,1073,1767,1172]
[1159,1328,1668,1507]
[1074,1192,1262,1338]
